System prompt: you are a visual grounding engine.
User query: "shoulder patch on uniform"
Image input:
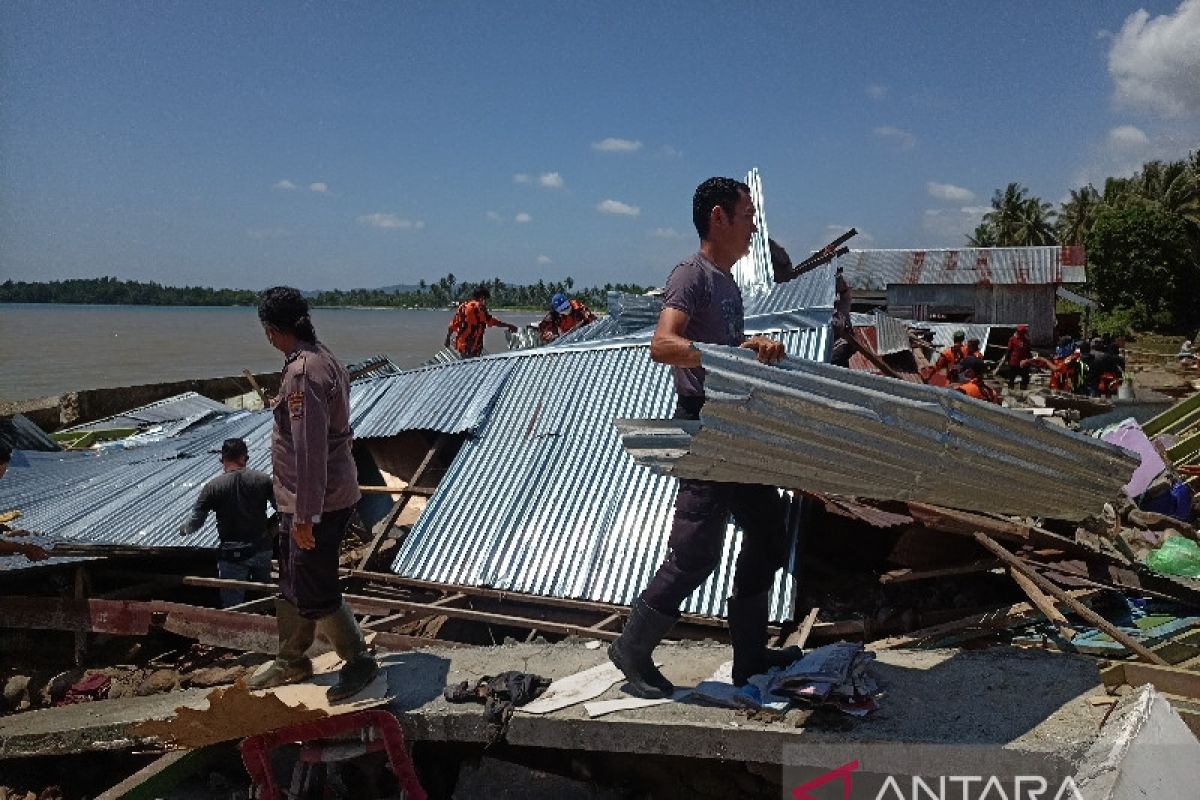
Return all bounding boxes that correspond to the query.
[287,390,305,419]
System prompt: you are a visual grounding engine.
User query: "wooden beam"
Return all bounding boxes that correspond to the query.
[906,503,1030,543]
[794,607,820,650]
[1007,567,1078,641]
[973,532,1167,665]
[873,589,1101,650]
[1102,661,1200,699]
[242,369,269,407]
[879,559,1002,584]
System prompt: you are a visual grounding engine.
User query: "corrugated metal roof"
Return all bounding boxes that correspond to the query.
[618,345,1138,521]
[0,411,273,550]
[390,337,834,620]
[744,262,838,316]
[60,392,234,433]
[348,358,516,440]
[872,312,913,356]
[839,246,1086,289]
[730,167,774,291]
[0,414,60,452]
[916,323,998,350]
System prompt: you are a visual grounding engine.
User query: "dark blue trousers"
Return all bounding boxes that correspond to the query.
[278,508,353,619]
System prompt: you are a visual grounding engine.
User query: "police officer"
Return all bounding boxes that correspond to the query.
[248,287,377,701]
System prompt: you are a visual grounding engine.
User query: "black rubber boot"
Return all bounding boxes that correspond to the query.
[607,598,677,699]
[728,592,803,686]
[318,603,379,702]
[246,598,316,690]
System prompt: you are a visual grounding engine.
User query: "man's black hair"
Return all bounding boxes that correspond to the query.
[692,177,751,240]
[221,438,249,462]
[472,286,491,301]
[258,286,317,343]
[0,443,11,464]
[960,357,986,377]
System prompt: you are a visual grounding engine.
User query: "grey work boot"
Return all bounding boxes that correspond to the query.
[246,598,316,690]
[607,598,677,699]
[318,603,378,702]
[727,592,803,687]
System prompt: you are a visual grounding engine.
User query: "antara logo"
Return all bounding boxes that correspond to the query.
[791,760,1086,800]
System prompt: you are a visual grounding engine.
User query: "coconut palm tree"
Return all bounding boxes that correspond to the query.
[966,223,997,247]
[983,183,1027,245]
[1057,185,1101,245]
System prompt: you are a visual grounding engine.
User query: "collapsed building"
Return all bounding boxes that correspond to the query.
[1,170,1199,798]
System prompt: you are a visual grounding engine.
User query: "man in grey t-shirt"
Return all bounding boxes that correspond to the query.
[180,437,275,607]
[608,177,802,699]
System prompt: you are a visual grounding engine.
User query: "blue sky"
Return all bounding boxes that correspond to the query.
[2,1,1198,291]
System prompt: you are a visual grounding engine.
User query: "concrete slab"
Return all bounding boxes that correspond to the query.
[0,640,1108,769]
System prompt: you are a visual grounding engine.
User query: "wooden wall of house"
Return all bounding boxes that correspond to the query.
[886,284,1058,344]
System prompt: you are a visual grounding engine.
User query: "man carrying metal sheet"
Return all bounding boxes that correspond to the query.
[608,177,802,698]
[249,287,377,702]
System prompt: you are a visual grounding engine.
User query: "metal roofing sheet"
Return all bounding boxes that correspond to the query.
[743,262,837,316]
[348,358,517,439]
[0,411,273,550]
[872,312,913,356]
[0,414,60,452]
[390,340,818,620]
[730,167,774,291]
[618,345,1138,521]
[839,246,1086,290]
[60,392,234,433]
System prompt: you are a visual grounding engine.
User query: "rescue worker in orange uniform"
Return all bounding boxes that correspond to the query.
[538,292,597,343]
[445,287,518,358]
[952,357,1000,404]
[933,330,969,383]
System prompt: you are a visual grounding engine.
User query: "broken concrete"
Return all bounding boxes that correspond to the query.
[0,640,1109,772]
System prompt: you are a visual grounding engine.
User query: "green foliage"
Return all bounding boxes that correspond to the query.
[1088,307,1137,339]
[0,275,652,311]
[974,183,1057,246]
[1085,200,1200,332]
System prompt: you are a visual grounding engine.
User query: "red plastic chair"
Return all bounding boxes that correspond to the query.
[240,709,426,799]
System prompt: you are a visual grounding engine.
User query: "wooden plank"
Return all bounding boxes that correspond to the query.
[906,502,1030,542]
[974,532,1168,665]
[873,589,1101,650]
[1007,567,1078,641]
[96,747,221,800]
[795,607,820,650]
[590,613,622,632]
[356,434,449,570]
[1103,661,1200,699]
[880,559,1002,584]
[242,368,269,407]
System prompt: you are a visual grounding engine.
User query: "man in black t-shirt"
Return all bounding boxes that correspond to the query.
[180,437,276,606]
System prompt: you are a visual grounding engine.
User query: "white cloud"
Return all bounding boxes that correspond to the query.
[485,211,501,222]
[866,84,888,100]
[246,227,290,240]
[597,199,640,216]
[274,180,298,191]
[539,172,564,188]
[513,173,532,184]
[1109,0,1200,117]
[515,212,532,223]
[926,181,976,202]
[592,137,643,153]
[874,125,916,150]
[659,145,683,159]
[357,213,425,230]
[651,227,684,239]
[536,255,552,264]
[921,208,987,244]
[309,182,329,193]
[1107,124,1151,148]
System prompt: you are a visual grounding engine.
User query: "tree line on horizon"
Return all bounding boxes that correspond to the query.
[0,275,652,312]
[967,151,1200,333]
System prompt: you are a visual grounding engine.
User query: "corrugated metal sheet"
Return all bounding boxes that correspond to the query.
[549,315,623,346]
[59,392,234,433]
[730,167,773,291]
[606,291,663,333]
[0,414,60,452]
[0,411,273,551]
[618,345,1138,521]
[348,358,517,439]
[839,246,1086,290]
[744,262,837,316]
[390,341,814,620]
[873,312,912,356]
[917,323,997,350]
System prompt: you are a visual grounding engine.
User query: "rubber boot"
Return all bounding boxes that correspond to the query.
[319,602,378,702]
[246,598,316,690]
[727,592,803,687]
[607,598,677,699]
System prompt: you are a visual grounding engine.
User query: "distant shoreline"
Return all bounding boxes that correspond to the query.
[0,301,554,313]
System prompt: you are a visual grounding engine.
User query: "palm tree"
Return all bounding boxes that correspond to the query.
[1057,185,1101,245]
[983,183,1028,245]
[1015,197,1057,245]
[967,223,997,247]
